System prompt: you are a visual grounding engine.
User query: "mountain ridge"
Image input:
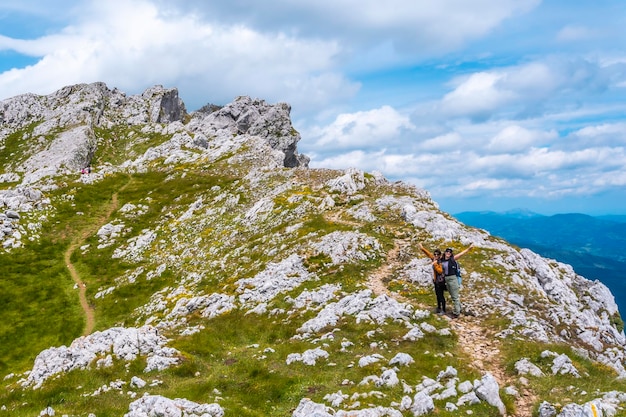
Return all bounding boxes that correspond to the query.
[0,83,625,416]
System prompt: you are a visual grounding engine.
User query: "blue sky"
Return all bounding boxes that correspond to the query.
[1,0,626,215]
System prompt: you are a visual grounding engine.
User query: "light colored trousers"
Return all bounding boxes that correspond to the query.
[445,275,461,315]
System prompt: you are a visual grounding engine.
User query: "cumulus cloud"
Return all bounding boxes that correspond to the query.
[307,98,626,207]
[174,0,540,55]
[0,0,545,113]
[308,150,383,172]
[440,72,513,120]
[569,123,626,148]
[439,58,620,121]
[307,106,414,150]
[418,132,464,150]
[487,125,557,153]
[0,0,358,111]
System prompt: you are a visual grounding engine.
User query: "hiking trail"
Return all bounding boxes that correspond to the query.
[367,237,537,417]
[64,181,126,336]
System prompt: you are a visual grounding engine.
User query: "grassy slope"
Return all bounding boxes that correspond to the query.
[1,157,626,416]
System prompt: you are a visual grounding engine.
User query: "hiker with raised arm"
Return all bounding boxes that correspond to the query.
[441,243,473,318]
[419,243,446,315]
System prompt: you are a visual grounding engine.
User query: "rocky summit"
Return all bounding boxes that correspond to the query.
[0,82,625,417]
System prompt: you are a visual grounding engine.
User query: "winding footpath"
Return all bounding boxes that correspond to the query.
[64,190,121,336]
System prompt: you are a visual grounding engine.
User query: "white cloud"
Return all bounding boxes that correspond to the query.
[557,25,592,42]
[438,57,623,122]
[570,122,626,148]
[419,132,464,150]
[176,0,540,55]
[309,150,383,172]
[440,72,511,119]
[462,178,517,192]
[306,99,626,207]
[487,125,557,153]
[0,0,358,111]
[308,106,414,150]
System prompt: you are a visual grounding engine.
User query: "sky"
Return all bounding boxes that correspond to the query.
[1,0,626,216]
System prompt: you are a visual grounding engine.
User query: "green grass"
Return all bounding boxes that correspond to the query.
[0,356,147,416]
[161,310,498,416]
[92,125,172,166]
[0,257,511,417]
[0,242,83,374]
[65,170,240,328]
[0,123,41,173]
[0,174,140,376]
[500,339,626,416]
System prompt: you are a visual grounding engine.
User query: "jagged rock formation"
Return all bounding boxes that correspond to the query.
[187,96,310,168]
[0,83,624,416]
[0,83,307,189]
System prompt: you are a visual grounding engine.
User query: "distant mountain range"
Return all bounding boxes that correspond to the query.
[454,210,626,313]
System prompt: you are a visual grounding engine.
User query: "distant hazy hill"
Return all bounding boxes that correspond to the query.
[597,214,626,223]
[454,210,626,311]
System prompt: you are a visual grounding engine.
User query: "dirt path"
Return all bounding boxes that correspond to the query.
[367,238,536,417]
[366,238,410,301]
[447,315,537,416]
[65,190,121,336]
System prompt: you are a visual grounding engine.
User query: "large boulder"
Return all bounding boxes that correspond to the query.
[188,96,309,167]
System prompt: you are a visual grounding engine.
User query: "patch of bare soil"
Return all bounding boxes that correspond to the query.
[366,238,411,301]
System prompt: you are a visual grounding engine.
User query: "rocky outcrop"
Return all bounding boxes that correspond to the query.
[0,187,50,248]
[21,326,179,389]
[187,95,309,167]
[0,84,307,189]
[0,83,187,184]
[124,395,224,417]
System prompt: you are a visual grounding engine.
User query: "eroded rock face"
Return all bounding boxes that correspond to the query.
[0,83,187,183]
[1,84,307,189]
[188,95,309,167]
[0,83,186,133]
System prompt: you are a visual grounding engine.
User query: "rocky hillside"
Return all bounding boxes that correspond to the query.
[0,83,625,417]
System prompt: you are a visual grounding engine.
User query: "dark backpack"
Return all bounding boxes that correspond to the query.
[447,259,459,277]
[448,259,462,287]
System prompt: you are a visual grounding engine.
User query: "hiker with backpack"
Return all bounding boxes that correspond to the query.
[441,243,473,318]
[418,243,447,315]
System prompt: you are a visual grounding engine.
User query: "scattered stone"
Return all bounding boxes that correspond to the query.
[124,394,224,417]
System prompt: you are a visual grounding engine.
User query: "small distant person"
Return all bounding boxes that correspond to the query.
[441,243,474,318]
[86,165,91,174]
[419,243,446,315]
